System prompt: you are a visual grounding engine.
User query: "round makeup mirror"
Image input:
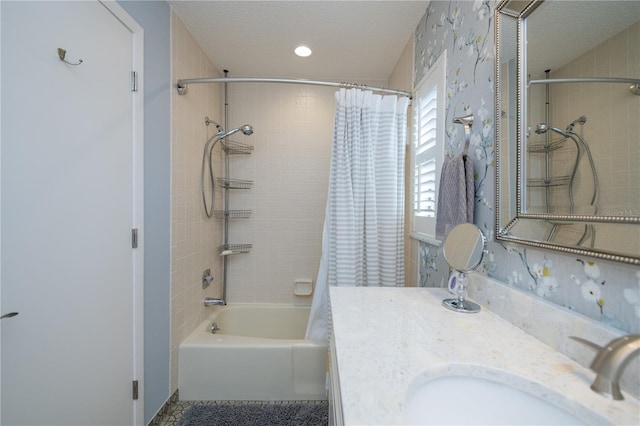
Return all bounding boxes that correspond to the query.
[443,223,485,272]
[442,223,485,314]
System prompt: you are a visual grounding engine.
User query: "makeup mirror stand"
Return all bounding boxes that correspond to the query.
[441,223,486,314]
[442,272,481,314]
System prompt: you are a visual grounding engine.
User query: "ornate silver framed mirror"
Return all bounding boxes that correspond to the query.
[495,0,640,265]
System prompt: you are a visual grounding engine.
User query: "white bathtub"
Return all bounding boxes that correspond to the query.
[178,304,327,401]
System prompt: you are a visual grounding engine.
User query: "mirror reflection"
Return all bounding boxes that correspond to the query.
[496,0,640,265]
[525,1,639,219]
[443,223,485,273]
[442,223,485,314]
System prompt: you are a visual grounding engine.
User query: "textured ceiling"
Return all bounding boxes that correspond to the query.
[169,1,430,83]
[527,0,640,79]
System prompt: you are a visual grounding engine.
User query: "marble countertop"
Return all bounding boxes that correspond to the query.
[329,287,640,425]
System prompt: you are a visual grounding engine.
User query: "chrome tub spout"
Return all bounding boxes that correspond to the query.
[204,297,225,307]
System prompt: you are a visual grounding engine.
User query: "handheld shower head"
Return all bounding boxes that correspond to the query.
[219,124,253,139]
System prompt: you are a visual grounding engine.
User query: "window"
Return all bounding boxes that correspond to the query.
[411,51,446,241]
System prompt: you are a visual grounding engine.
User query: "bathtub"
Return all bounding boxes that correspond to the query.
[178,304,327,401]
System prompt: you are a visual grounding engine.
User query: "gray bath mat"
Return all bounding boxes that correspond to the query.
[177,401,328,426]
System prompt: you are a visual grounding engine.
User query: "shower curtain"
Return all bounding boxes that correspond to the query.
[305,88,410,341]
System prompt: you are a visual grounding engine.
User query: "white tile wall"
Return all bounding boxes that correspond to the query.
[222,82,336,304]
[527,21,639,253]
[551,21,639,224]
[170,12,224,392]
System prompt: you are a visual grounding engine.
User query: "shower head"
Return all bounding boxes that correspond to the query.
[240,124,253,135]
[219,124,253,139]
[566,115,587,132]
[535,123,549,134]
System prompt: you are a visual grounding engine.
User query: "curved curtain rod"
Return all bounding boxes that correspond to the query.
[529,77,640,85]
[528,77,640,95]
[176,77,412,99]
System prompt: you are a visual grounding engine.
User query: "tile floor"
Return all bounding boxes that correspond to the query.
[155,400,197,426]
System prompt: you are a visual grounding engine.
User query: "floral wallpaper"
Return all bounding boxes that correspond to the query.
[414,0,639,334]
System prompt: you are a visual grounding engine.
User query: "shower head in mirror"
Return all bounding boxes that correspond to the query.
[219,124,253,139]
[566,115,587,132]
[535,123,549,134]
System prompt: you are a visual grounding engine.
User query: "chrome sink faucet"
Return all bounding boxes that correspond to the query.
[204,297,225,306]
[571,334,640,400]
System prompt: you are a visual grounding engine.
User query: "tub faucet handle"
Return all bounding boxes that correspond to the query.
[202,269,214,289]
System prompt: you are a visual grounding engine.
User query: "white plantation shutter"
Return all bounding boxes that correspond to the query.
[414,86,438,216]
[412,52,446,239]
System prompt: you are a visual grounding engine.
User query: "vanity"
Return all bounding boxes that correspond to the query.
[328,281,640,425]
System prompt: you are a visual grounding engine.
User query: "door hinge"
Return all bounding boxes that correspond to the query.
[131,71,138,92]
[132,380,139,400]
[132,228,138,249]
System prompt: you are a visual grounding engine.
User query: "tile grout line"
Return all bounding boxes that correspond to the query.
[148,390,180,426]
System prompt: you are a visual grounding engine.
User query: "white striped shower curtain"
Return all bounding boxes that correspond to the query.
[305,88,410,341]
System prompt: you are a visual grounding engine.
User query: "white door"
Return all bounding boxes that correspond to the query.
[1,1,143,425]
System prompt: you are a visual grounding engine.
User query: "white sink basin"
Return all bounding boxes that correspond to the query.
[404,376,584,425]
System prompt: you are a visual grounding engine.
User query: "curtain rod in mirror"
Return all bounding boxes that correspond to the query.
[529,77,640,96]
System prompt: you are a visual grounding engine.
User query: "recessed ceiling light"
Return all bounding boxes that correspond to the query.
[294,45,312,57]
